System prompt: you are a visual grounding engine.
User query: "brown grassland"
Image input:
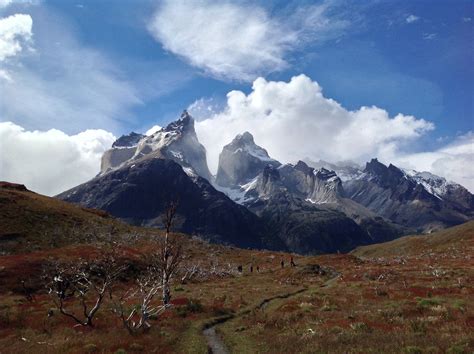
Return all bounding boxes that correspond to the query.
[0,186,473,353]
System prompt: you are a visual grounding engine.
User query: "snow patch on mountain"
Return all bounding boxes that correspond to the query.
[402,169,458,199]
[214,176,259,204]
[145,125,162,136]
[234,145,275,162]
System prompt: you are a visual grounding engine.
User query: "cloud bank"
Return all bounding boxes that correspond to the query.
[194,75,473,191]
[196,74,433,170]
[0,122,115,195]
[392,132,474,192]
[148,0,348,81]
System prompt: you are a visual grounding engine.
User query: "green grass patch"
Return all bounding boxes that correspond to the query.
[416,297,443,309]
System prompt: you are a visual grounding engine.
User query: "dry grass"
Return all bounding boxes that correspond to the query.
[0,188,473,353]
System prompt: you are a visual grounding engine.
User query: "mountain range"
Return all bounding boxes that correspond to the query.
[58,111,473,254]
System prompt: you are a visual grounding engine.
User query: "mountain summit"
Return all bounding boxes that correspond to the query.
[216,131,280,187]
[101,110,212,181]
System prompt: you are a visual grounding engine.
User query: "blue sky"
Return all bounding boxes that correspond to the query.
[43,0,473,138]
[0,0,473,194]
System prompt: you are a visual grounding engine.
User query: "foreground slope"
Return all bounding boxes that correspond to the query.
[0,181,136,254]
[352,220,474,258]
[0,192,472,353]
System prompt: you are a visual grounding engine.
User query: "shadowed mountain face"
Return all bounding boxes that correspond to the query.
[239,163,401,249]
[343,159,473,232]
[247,189,373,254]
[58,158,266,249]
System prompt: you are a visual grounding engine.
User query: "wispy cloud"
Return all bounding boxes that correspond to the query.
[406,14,419,24]
[188,97,224,121]
[0,0,12,8]
[148,0,349,81]
[0,0,40,10]
[422,32,437,40]
[0,7,142,133]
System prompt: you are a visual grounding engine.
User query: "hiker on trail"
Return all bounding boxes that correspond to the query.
[290,256,296,267]
[250,265,253,273]
[281,259,284,269]
[257,266,260,273]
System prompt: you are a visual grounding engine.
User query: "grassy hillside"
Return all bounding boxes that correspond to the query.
[352,221,474,258]
[0,183,472,353]
[0,182,146,254]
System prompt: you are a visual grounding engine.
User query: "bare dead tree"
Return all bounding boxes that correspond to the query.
[44,255,126,327]
[113,266,169,334]
[180,263,201,284]
[161,201,181,305]
[178,260,236,284]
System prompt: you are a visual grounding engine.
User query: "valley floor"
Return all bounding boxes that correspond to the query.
[0,232,473,353]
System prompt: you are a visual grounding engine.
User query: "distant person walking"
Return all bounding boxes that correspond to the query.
[290,256,296,267]
[281,259,284,269]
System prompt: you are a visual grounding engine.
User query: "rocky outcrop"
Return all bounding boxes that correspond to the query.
[216,132,280,187]
[133,111,212,181]
[101,132,145,173]
[112,132,144,148]
[279,161,343,204]
[100,111,212,182]
[254,192,372,254]
[344,159,472,232]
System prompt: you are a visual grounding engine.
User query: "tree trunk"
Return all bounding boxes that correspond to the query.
[162,232,170,305]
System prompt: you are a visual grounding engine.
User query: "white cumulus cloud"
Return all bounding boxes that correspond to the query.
[0,121,116,196]
[194,75,473,191]
[0,13,32,61]
[148,0,348,81]
[195,74,434,174]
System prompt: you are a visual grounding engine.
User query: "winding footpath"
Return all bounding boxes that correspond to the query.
[203,274,340,353]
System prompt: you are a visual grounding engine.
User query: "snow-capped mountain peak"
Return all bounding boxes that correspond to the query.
[216,132,281,187]
[402,168,458,200]
[100,111,212,181]
[227,131,276,162]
